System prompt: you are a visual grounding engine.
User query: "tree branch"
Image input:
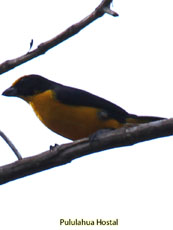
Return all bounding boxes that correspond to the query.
[0,0,118,75]
[0,130,22,160]
[0,118,172,185]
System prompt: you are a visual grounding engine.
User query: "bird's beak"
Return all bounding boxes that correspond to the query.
[2,86,18,97]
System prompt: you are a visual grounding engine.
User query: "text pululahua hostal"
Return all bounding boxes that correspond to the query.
[60,219,118,226]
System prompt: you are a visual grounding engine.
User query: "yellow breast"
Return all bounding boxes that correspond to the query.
[23,90,122,140]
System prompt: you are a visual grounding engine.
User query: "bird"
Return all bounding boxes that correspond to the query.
[2,74,164,140]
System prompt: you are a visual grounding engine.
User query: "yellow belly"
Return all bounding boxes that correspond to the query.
[24,90,122,140]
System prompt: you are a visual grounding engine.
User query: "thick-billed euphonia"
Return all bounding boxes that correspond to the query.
[2,75,164,140]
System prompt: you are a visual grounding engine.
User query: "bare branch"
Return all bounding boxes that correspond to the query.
[0,130,22,160]
[0,0,118,75]
[0,118,172,185]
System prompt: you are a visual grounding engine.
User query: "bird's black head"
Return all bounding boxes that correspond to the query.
[2,74,56,98]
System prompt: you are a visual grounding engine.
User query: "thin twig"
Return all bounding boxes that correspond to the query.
[0,0,118,75]
[0,130,22,160]
[103,6,118,16]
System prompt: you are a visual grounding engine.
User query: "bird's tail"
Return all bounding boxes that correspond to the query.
[126,114,165,124]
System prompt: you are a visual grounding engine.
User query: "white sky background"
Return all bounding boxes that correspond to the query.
[0,0,173,229]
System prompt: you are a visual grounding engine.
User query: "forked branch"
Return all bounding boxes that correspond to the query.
[0,0,118,74]
[0,118,172,185]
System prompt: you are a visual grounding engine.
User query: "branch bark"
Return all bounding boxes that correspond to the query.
[0,0,118,75]
[0,118,172,185]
